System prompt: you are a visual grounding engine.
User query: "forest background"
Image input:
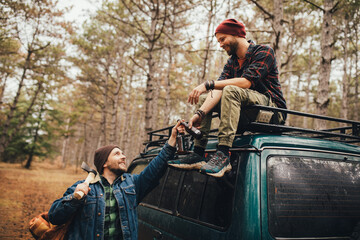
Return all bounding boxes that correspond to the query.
[1,0,359,169]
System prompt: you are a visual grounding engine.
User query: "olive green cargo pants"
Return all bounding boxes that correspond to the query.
[195,85,284,148]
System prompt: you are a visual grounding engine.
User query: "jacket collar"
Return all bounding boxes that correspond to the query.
[98,174,126,186]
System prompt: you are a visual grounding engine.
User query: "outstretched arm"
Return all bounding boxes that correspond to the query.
[167,120,181,147]
[134,121,181,203]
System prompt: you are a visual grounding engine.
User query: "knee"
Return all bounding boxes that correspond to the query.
[222,85,248,101]
[222,85,240,95]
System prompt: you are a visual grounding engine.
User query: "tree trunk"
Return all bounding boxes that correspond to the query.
[25,143,36,169]
[315,0,333,129]
[0,51,32,160]
[0,73,9,107]
[200,1,215,84]
[354,24,359,121]
[25,98,45,169]
[165,5,176,126]
[122,93,132,150]
[294,75,301,111]
[109,79,121,144]
[126,100,136,153]
[71,141,79,167]
[61,118,71,168]
[272,0,283,77]
[100,77,109,146]
[145,8,158,133]
[152,72,160,130]
[76,139,85,173]
[83,122,88,166]
[136,107,146,159]
[88,127,98,163]
[341,20,349,125]
[119,90,126,149]
[285,21,294,125]
[304,42,313,129]
[164,45,173,126]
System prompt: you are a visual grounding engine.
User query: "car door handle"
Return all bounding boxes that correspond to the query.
[153,229,163,240]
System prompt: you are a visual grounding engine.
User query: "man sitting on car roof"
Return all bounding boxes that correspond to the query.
[169,18,287,177]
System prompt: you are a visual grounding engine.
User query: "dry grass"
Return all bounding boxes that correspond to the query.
[0,161,86,239]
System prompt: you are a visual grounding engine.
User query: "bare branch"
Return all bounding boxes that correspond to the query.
[330,1,342,13]
[128,0,150,15]
[129,56,147,73]
[249,0,273,19]
[248,29,274,33]
[302,0,324,12]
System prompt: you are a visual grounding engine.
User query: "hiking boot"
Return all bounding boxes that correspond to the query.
[168,152,206,170]
[200,151,232,177]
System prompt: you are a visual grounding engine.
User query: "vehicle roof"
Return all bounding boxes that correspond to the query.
[136,105,360,160]
[232,134,360,155]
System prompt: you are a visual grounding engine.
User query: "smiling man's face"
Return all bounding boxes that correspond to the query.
[216,32,239,56]
[103,148,127,175]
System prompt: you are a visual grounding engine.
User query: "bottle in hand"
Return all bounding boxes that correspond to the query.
[178,120,203,140]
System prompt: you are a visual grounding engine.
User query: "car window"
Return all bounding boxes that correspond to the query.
[140,152,239,229]
[142,167,182,212]
[159,168,182,210]
[178,171,207,219]
[129,160,148,174]
[267,155,360,238]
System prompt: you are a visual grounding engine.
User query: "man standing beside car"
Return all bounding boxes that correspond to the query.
[169,18,287,177]
[48,121,181,240]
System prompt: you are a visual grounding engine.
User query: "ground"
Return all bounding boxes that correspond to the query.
[0,161,85,239]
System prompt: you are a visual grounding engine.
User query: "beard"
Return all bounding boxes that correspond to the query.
[109,167,125,176]
[107,164,126,176]
[226,40,238,56]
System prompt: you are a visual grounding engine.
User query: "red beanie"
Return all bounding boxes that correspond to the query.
[94,145,119,174]
[215,19,246,38]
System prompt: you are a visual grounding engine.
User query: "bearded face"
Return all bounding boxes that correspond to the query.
[216,33,239,57]
[226,38,239,56]
[103,148,127,176]
[107,166,125,176]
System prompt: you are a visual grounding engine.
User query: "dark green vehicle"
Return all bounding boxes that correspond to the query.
[129,106,360,240]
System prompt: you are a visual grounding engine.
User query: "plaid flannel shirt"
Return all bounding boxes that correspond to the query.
[218,40,287,110]
[101,176,123,240]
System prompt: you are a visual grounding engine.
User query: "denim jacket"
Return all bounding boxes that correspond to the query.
[48,143,176,240]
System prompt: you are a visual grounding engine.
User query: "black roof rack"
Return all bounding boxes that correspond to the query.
[143,126,173,152]
[143,105,360,152]
[247,105,360,144]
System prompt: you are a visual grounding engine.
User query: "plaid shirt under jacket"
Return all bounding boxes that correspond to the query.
[101,176,123,240]
[218,40,287,110]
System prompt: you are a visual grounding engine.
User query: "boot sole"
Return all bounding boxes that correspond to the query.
[204,163,232,178]
[168,161,206,170]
